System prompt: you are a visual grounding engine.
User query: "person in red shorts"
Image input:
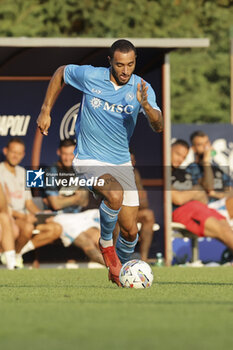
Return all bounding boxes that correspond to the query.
[171,139,233,251]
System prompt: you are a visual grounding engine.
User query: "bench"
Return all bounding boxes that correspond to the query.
[171,222,199,263]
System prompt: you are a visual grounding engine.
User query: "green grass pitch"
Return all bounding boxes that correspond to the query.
[0,267,233,350]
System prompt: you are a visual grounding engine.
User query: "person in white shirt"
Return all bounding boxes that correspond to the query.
[0,137,41,265]
[0,183,17,269]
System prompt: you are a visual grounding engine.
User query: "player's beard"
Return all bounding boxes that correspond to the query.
[111,67,131,86]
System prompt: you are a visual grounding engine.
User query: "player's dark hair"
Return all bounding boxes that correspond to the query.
[59,138,76,148]
[190,130,207,144]
[172,139,189,150]
[109,39,137,59]
[6,137,25,148]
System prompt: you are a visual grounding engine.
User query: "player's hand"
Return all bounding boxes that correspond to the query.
[203,149,211,164]
[73,191,84,204]
[36,111,51,136]
[25,213,37,224]
[202,143,212,164]
[137,79,149,108]
[45,216,55,223]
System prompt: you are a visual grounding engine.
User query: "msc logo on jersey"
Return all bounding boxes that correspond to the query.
[103,102,133,114]
[90,97,102,109]
[26,168,45,188]
[89,98,134,115]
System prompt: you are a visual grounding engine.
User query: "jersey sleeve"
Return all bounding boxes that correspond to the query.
[140,83,161,114]
[64,65,90,92]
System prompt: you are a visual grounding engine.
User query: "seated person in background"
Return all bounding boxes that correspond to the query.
[0,183,17,269]
[171,139,233,252]
[187,130,233,225]
[0,137,42,266]
[44,138,88,213]
[130,150,156,262]
[20,209,104,266]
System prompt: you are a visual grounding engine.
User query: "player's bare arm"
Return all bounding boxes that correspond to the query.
[25,199,41,215]
[198,146,214,192]
[208,188,232,200]
[47,190,89,211]
[172,185,208,206]
[37,65,66,135]
[137,79,163,133]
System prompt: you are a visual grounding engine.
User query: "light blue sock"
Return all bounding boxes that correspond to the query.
[116,233,139,264]
[99,200,120,241]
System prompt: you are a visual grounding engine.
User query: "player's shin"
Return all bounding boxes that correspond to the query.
[99,200,120,247]
[116,233,139,264]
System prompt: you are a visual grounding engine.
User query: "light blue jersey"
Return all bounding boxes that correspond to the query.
[64,65,161,164]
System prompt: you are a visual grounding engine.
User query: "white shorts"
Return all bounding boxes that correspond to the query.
[53,209,100,247]
[208,198,233,226]
[72,157,139,207]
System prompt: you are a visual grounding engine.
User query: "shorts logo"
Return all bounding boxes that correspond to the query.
[90,97,102,109]
[26,168,45,187]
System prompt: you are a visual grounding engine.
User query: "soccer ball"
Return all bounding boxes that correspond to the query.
[119,259,153,289]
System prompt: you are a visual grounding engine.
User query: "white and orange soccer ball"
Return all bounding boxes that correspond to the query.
[119,259,154,289]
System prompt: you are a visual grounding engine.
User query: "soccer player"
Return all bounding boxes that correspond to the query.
[20,209,104,266]
[0,137,42,267]
[37,39,163,286]
[187,131,233,225]
[44,138,88,213]
[187,130,233,199]
[171,140,233,251]
[130,150,156,262]
[0,183,17,269]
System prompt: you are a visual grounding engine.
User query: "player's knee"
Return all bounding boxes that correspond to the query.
[220,221,232,238]
[22,223,34,239]
[82,242,95,254]
[107,190,123,210]
[75,234,95,254]
[211,219,229,239]
[144,209,155,224]
[121,222,138,241]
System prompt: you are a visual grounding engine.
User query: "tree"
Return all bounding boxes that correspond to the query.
[0,0,232,123]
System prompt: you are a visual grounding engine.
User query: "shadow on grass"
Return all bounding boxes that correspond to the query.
[158,281,233,286]
[58,299,233,306]
[0,284,114,289]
